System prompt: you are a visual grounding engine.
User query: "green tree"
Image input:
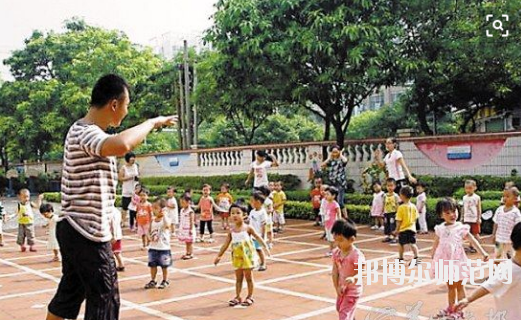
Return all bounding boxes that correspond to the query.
[0,18,170,163]
[206,0,404,149]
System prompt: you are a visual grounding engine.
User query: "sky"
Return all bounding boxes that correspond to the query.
[0,0,218,80]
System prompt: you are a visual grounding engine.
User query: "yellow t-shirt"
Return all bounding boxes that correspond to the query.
[384,192,399,214]
[17,202,34,225]
[396,202,418,233]
[272,191,287,213]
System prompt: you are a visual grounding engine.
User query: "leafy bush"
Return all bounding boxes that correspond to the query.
[416,176,521,198]
[452,188,503,201]
[139,173,301,191]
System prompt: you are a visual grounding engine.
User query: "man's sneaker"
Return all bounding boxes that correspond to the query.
[144,280,157,289]
[158,280,170,289]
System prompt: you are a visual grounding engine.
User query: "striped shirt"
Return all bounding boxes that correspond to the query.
[60,120,118,242]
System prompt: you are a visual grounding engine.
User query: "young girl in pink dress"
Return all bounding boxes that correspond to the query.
[370,181,384,230]
[331,219,365,320]
[430,198,489,320]
[178,193,196,260]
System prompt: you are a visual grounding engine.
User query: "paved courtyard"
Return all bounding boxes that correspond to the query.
[0,217,501,320]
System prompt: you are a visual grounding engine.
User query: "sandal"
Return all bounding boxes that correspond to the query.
[241,297,254,307]
[228,297,242,306]
[144,280,157,289]
[158,280,170,289]
[181,254,193,260]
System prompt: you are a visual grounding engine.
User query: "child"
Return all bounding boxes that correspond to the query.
[492,186,521,260]
[430,197,489,319]
[178,193,196,260]
[324,186,342,257]
[272,181,287,233]
[216,183,234,230]
[500,181,520,205]
[331,219,365,320]
[110,208,125,271]
[166,186,178,236]
[319,184,329,239]
[393,186,420,265]
[455,222,521,320]
[128,184,142,232]
[136,188,153,250]
[382,178,400,244]
[0,199,6,247]
[462,180,482,253]
[195,184,221,243]
[39,203,61,262]
[214,202,271,307]
[370,181,384,230]
[416,181,428,234]
[16,189,43,252]
[257,186,274,249]
[310,178,323,227]
[145,198,172,289]
[249,191,269,271]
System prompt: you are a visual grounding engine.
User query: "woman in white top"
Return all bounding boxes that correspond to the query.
[376,137,416,189]
[245,150,279,189]
[119,152,139,228]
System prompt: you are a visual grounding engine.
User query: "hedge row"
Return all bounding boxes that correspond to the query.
[452,188,504,201]
[416,175,521,198]
[43,192,501,233]
[139,173,301,191]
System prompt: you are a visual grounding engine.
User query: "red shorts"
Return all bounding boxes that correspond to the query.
[466,223,481,235]
[220,211,230,218]
[112,240,122,253]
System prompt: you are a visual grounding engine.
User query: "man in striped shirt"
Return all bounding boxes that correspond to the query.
[47,74,177,320]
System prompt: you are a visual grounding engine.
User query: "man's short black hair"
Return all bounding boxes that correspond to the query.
[331,219,357,238]
[512,222,521,251]
[90,74,130,108]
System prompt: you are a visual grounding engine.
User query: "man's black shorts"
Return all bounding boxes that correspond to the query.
[121,196,132,211]
[398,230,417,245]
[48,219,120,320]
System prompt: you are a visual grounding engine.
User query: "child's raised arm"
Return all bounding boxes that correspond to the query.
[31,194,44,209]
[248,226,271,257]
[214,232,232,265]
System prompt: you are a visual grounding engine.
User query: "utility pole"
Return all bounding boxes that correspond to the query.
[193,63,198,148]
[183,40,193,147]
[177,64,186,149]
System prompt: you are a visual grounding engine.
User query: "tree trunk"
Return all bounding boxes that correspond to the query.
[322,117,331,156]
[416,92,433,135]
[332,119,345,150]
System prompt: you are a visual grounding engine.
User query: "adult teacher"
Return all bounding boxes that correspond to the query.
[322,145,348,218]
[119,151,139,228]
[375,137,417,189]
[47,74,177,320]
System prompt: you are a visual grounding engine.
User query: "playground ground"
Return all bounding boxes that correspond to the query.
[0,218,501,320]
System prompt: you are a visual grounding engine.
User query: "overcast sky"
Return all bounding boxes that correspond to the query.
[0,0,217,80]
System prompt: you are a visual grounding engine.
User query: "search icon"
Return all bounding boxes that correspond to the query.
[493,19,504,31]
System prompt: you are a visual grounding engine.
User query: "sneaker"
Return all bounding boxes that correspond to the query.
[0,243,4,247]
[370,225,378,230]
[382,237,391,243]
[258,265,267,272]
[379,226,385,231]
[410,258,422,267]
[196,238,202,243]
[207,238,215,243]
[432,307,452,319]
[116,267,125,272]
[21,245,27,252]
[29,246,37,252]
[469,248,477,254]
[325,251,333,257]
[158,280,170,289]
[144,280,157,289]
